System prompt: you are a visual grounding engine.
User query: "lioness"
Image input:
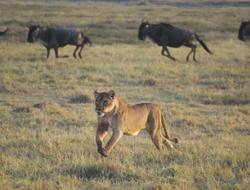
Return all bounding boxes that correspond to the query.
[94,90,178,157]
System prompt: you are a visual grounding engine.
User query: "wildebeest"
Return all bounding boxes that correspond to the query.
[238,21,250,41]
[138,21,212,62]
[0,27,8,36]
[27,25,91,58]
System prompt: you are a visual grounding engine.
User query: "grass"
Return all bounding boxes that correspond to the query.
[0,0,250,190]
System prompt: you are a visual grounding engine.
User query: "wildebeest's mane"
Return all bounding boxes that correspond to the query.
[159,23,174,28]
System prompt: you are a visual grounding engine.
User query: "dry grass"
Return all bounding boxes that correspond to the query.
[0,1,250,190]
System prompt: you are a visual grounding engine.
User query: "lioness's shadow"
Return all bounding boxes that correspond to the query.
[64,164,139,182]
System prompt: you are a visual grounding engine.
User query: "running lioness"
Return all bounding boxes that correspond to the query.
[94,90,178,157]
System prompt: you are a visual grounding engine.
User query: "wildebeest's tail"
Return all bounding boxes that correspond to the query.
[161,114,178,143]
[194,34,212,54]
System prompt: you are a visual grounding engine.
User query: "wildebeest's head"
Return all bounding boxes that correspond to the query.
[138,21,149,40]
[238,21,250,41]
[0,27,8,36]
[27,24,40,43]
[84,36,92,46]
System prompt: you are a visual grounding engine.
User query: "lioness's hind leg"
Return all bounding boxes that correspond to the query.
[146,110,164,151]
[151,134,163,151]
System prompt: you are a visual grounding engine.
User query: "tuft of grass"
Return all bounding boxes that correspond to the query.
[33,102,47,109]
[13,106,31,113]
[69,94,94,104]
[143,78,160,86]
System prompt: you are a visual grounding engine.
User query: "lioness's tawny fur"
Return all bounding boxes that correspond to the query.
[94,90,178,157]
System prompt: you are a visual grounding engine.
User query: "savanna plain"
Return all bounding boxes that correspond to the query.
[0,0,249,189]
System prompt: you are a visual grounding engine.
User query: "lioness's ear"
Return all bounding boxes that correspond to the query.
[94,90,98,98]
[108,90,115,99]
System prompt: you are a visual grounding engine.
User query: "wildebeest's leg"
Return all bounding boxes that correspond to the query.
[184,42,197,62]
[78,45,84,59]
[193,48,197,62]
[186,48,193,62]
[73,46,80,59]
[162,46,176,61]
[54,48,59,58]
[161,47,166,56]
[46,48,50,59]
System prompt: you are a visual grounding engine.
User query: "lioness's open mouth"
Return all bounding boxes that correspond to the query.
[96,111,105,117]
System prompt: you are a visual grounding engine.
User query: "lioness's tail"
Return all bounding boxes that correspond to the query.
[161,114,178,143]
[194,33,213,55]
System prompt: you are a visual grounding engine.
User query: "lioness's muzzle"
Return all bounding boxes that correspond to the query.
[95,109,103,114]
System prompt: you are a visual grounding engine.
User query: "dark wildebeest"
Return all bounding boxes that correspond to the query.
[138,21,212,62]
[238,21,250,41]
[0,27,8,36]
[27,25,91,58]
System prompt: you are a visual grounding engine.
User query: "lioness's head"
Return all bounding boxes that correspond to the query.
[94,90,116,117]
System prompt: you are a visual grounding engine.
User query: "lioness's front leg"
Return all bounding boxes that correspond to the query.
[103,130,123,156]
[96,121,109,157]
